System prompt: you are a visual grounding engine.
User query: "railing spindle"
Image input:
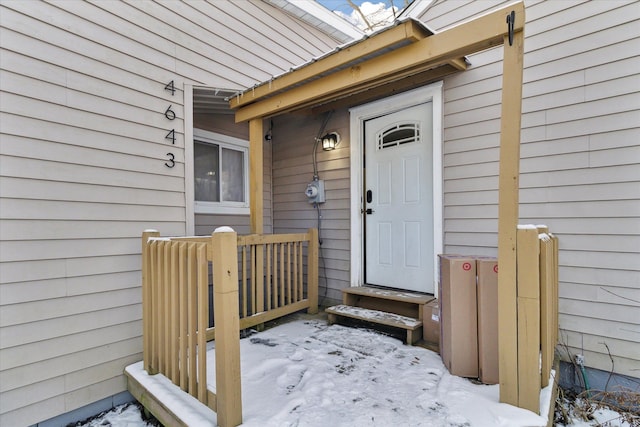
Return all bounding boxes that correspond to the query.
[256,243,265,314]
[266,243,272,310]
[156,241,165,374]
[293,242,298,302]
[242,245,248,318]
[142,231,159,375]
[178,242,188,391]
[298,241,304,302]
[280,243,285,307]
[187,243,197,396]
[197,244,209,404]
[289,243,294,304]
[170,243,180,383]
[251,245,256,315]
[307,228,319,314]
[273,243,278,308]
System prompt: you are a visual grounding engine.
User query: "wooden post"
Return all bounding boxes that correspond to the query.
[516,226,541,413]
[538,228,554,388]
[497,10,525,405]
[307,228,319,314]
[142,230,160,374]
[551,233,559,346]
[249,118,265,316]
[249,118,263,235]
[212,229,243,427]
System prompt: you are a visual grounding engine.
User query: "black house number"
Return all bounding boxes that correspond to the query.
[164,80,176,168]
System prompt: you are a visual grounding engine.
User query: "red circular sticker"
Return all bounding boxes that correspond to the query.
[462,262,472,271]
[493,265,499,273]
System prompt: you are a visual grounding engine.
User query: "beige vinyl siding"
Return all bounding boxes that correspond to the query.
[272,111,351,304]
[419,0,640,377]
[0,0,342,425]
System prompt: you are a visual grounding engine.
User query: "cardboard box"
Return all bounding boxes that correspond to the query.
[422,299,439,344]
[438,255,478,378]
[477,257,499,384]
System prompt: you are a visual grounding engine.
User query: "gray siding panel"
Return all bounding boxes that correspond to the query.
[419,0,640,377]
[0,0,342,424]
[272,111,351,305]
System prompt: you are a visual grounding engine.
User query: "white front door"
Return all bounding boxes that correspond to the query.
[364,102,434,293]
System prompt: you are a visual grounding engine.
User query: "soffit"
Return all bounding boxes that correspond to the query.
[193,88,238,115]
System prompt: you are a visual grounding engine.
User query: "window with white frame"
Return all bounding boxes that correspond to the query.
[193,129,249,215]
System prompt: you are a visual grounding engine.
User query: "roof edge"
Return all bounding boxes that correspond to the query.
[265,0,364,43]
[399,0,437,20]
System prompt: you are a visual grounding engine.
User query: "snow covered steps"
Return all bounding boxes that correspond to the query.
[326,304,423,345]
[326,287,436,345]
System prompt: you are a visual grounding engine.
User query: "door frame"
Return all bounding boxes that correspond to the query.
[349,82,444,294]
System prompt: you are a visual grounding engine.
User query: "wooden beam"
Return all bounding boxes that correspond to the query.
[234,2,524,122]
[286,57,464,116]
[249,118,263,234]
[448,58,468,70]
[497,24,525,406]
[229,20,430,110]
[311,63,461,114]
[126,372,191,427]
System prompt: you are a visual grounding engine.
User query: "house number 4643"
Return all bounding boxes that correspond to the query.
[164,80,176,168]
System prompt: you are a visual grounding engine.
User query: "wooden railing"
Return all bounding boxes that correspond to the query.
[141,228,318,427]
[208,230,319,340]
[509,224,559,413]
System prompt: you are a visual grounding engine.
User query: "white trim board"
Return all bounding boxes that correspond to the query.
[349,82,444,296]
[184,84,195,236]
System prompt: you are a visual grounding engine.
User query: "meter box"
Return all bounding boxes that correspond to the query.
[305,179,325,204]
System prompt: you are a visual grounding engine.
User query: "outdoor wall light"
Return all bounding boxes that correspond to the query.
[321,132,340,151]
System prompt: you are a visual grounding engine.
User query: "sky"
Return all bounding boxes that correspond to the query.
[317,0,397,15]
[317,0,404,30]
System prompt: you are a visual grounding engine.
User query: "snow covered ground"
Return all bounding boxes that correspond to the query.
[81,315,633,426]
[122,315,552,426]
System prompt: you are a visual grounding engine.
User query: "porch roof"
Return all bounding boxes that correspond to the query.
[230,1,531,410]
[229,18,469,121]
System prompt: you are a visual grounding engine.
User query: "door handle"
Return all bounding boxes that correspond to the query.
[365,208,374,215]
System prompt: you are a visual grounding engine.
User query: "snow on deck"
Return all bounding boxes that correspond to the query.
[327,304,422,328]
[345,286,433,302]
[127,316,549,426]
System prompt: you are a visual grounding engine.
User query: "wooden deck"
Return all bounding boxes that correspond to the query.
[125,312,559,427]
